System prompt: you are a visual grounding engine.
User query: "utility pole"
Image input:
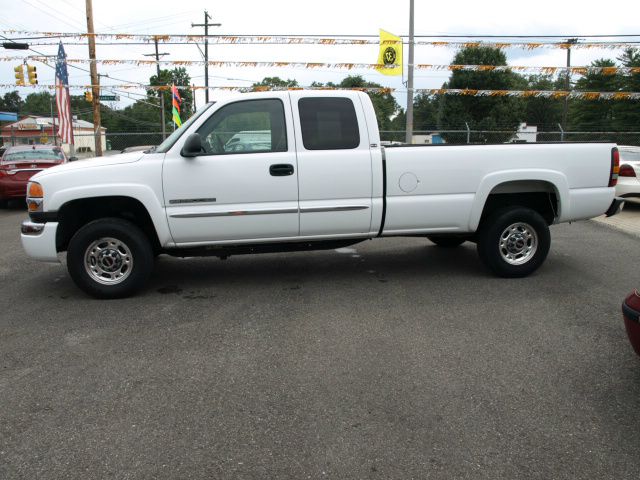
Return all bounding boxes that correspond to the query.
[562,38,578,131]
[192,10,221,103]
[405,0,415,145]
[85,0,102,156]
[143,37,169,139]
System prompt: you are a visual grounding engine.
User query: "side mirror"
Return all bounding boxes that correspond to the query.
[181,133,204,158]
[68,156,78,162]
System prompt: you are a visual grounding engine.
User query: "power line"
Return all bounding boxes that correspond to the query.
[18,0,85,32]
[3,29,640,39]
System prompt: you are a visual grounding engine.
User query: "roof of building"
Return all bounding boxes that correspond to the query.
[1,115,106,131]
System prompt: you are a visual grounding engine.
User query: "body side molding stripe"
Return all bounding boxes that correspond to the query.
[169,198,217,205]
[170,207,299,218]
[169,205,370,219]
[300,205,370,213]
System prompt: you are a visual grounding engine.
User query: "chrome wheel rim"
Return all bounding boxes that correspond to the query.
[499,222,538,265]
[84,237,134,285]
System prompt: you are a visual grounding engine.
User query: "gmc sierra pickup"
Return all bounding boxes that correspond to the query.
[21,90,623,298]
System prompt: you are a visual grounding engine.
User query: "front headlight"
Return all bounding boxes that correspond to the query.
[26,181,44,213]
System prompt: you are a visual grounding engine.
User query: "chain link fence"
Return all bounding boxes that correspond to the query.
[0,132,164,157]
[381,129,640,146]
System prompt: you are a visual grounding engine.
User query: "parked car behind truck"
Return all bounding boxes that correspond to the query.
[0,145,67,207]
[21,91,623,298]
[615,145,640,201]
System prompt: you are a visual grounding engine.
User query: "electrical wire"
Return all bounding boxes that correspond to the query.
[18,0,85,32]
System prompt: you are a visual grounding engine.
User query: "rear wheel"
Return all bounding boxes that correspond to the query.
[477,207,550,277]
[67,218,154,298]
[427,235,466,248]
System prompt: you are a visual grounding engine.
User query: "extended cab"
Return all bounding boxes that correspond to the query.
[21,90,623,298]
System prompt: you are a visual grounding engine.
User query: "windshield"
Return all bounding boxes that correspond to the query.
[3,148,65,162]
[154,103,215,153]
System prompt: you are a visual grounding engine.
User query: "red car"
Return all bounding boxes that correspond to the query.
[0,145,67,206]
[623,290,640,357]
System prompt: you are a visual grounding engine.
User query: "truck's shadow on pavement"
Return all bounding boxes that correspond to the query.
[147,242,487,294]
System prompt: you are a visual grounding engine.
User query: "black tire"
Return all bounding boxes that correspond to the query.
[67,218,154,299]
[427,235,466,248]
[477,207,550,278]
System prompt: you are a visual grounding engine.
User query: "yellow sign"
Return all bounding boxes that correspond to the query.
[376,30,402,76]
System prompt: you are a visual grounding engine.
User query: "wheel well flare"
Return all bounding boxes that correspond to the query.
[56,196,160,252]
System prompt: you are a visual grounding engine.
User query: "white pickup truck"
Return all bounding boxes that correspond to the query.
[21,90,622,298]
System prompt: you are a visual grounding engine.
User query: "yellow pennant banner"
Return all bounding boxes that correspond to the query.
[376,30,402,76]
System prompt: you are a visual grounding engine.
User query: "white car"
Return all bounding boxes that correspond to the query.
[615,145,640,200]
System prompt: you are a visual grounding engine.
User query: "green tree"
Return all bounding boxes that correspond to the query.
[252,77,299,89]
[149,67,194,128]
[413,93,439,131]
[521,75,564,131]
[437,47,525,143]
[614,48,640,131]
[22,92,55,116]
[0,91,24,114]
[568,59,619,133]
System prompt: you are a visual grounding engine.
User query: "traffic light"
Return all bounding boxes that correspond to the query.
[26,65,37,85]
[14,65,25,86]
[84,90,93,102]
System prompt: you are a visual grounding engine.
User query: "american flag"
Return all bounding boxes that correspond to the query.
[55,42,74,144]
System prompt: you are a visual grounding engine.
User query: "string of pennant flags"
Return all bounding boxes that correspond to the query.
[1,83,639,100]
[4,56,640,75]
[1,30,639,50]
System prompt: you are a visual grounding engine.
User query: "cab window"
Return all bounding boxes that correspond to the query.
[298,97,360,150]
[197,99,287,155]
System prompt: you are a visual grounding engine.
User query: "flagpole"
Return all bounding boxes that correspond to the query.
[50,97,57,146]
[68,89,76,159]
[405,0,415,145]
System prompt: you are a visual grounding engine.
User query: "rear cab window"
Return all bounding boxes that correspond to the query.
[298,97,360,150]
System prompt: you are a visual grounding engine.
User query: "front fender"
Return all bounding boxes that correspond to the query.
[48,184,173,246]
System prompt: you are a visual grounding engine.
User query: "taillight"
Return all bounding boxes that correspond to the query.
[619,164,636,177]
[609,147,620,187]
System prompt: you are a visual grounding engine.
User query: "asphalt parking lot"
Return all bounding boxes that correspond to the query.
[1,204,640,479]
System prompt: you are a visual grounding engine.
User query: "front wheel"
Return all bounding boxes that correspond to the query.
[67,218,154,298]
[477,207,550,278]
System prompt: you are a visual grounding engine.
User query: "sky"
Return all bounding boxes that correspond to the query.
[1,0,639,112]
